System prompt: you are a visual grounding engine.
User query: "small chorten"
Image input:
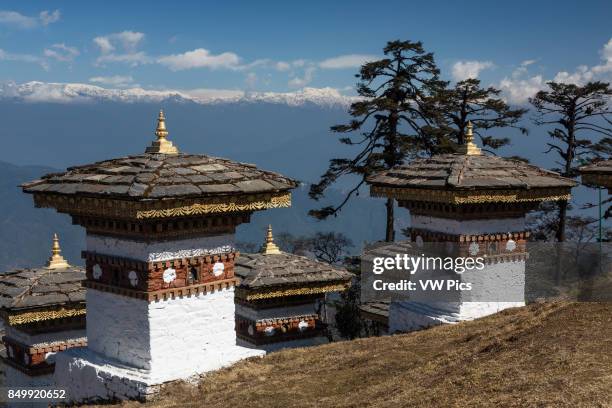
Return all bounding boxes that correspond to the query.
[145,110,179,154]
[235,225,352,351]
[457,121,481,155]
[46,233,70,270]
[261,225,281,255]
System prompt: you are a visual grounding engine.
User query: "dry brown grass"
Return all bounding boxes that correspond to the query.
[109,302,612,408]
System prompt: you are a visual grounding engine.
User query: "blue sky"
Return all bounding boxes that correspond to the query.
[1,0,611,102]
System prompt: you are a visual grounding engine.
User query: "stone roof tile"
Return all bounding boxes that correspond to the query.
[22,153,298,200]
[0,267,86,311]
[367,154,576,191]
[235,252,353,290]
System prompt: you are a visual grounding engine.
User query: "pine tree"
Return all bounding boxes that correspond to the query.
[529,81,611,241]
[432,78,528,153]
[309,40,444,242]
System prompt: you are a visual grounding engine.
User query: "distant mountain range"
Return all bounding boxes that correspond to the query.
[0,81,357,108]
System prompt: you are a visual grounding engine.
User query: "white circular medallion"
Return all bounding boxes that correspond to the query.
[92,264,102,280]
[128,271,139,287]
[415,235,424,248]
[298,320,309,332]
[247,325,254,336]
[163,268,177,283]
[264,326,275,336]
[45,352,57,365]
[506,239,516,252]
[212,262,225,277]
[468,242,480,256]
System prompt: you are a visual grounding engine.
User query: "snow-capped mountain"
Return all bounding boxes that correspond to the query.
[0,81,358,108]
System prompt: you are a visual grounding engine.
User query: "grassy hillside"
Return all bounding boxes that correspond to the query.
[114,302,611,408]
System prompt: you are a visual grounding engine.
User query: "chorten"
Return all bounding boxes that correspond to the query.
[365,122,576,332]
[581,160,612,192]
[234,226,352,351]
[0,235,86,389]
[22,111,297,402]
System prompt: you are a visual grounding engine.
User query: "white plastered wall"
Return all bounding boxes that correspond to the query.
[55,287,264,403]
[85,233,235,262]
[389,214,527,333]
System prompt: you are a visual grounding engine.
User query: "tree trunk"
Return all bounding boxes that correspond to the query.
[385,198,395,242]
[556,200,568,242]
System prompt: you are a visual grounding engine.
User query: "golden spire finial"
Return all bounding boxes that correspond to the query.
[261,224,281,255]
[46,233,70,270]
[145,109,179,154]
[458,120,481,155]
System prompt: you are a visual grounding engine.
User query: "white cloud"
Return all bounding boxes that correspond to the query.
[44,43,79,62]
[275,61,290,71]
[93,31,148,66]
[96,51,151,66]
[451,60,494,81]
[553,65,595,84]
[319,54,376,69]
[93,37,114,54]
[511,59,538,78]
[157,48,241,71]
[94,31,145,54]
[498,75,545,104]
[0,48,47,69]
[554,38,612,84]
[39,10,60,26]
[0,9,60,28]
[288,66,316,88]
[89,75,134,87]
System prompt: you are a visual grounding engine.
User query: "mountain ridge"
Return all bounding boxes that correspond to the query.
[0,81,358,108]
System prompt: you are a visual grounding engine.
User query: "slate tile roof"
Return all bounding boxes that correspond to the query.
[235,253,353,289]
[359,301,390,320]
[22,153,298,200]
[580,160,612,175]
[367,154,576,190]
[0,267,86,311]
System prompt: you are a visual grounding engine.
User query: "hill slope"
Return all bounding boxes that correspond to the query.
[122,302,611,408]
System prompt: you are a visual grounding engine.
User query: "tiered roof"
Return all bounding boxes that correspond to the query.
[367,122,576,204]
[580,160,612,191]
[22,111,298,219]
[0,236,85,326]
[235,226,353,300]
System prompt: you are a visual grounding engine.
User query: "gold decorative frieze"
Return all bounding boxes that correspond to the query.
[136,193,292,219]
[371,186,571,205]
[33,192,292,220]
[3,306,86,326]
[236,282,350,301]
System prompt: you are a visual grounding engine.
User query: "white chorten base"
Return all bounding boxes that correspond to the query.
[54,343,263,403]
[388,301,525,333]
[55,287,264,403]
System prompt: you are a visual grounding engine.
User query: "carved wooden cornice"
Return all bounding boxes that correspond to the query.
[371,186,572,205]
[581,173,612,192]
[32,192,292,220]
[83,278,237,302]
